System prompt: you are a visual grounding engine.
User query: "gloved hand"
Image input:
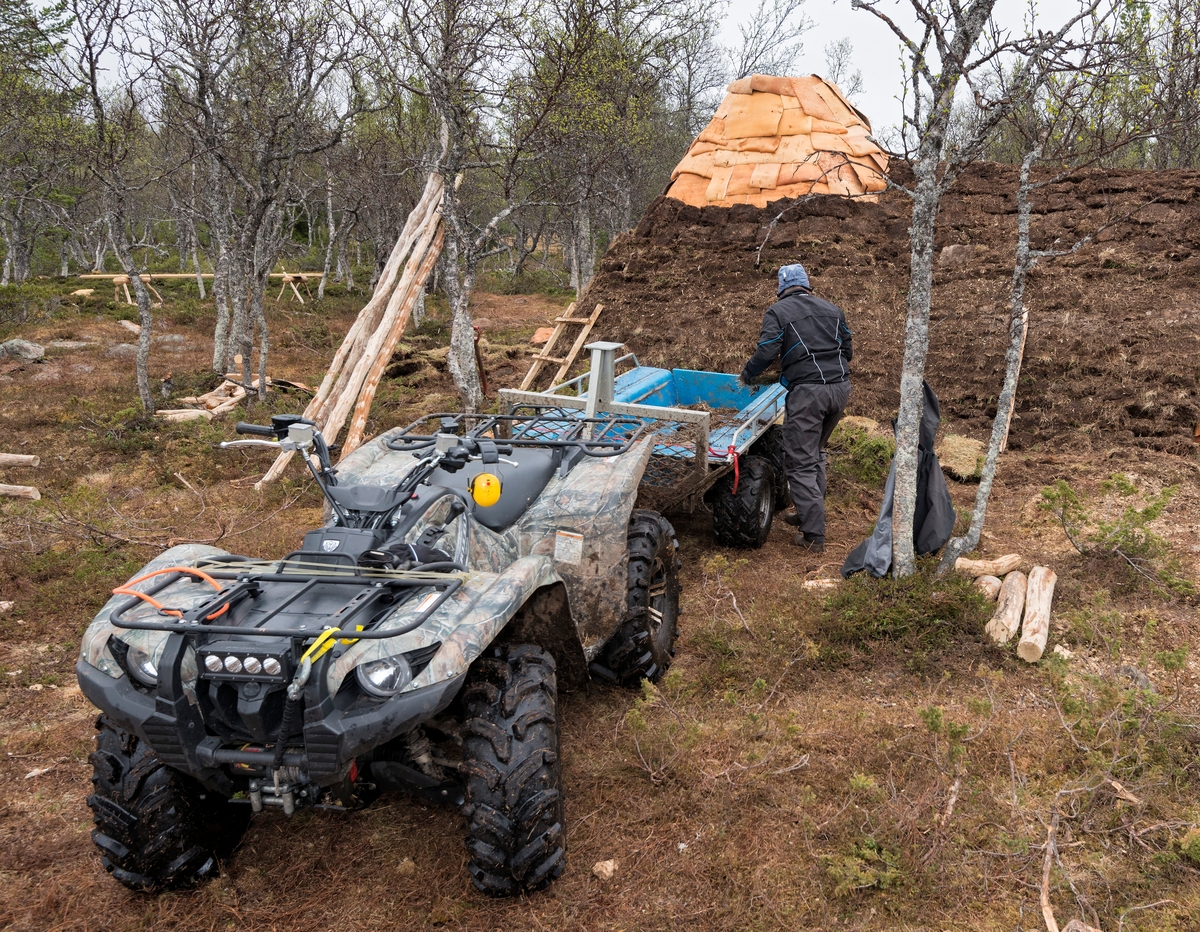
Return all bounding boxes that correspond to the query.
[739,369,755,387]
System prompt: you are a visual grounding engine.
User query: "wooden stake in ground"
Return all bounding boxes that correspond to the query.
[0,453,40,468]
[985,571,1027,644]
[1018,566,1057,662]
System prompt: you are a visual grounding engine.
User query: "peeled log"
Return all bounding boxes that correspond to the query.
[985,571,1027,644]
[0,453,40,468]
[955,554,1022,577]
[1017,566,1057,663]
[0,483,40,500]
[974,575,1001,601]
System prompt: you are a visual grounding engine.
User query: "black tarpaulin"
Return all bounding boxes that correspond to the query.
[841,381,956,578]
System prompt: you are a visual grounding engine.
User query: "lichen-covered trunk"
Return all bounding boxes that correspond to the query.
[211,247,231,372]
[319,178,337,301]
[939,149,1039,572]
[574,200,594,296]
[443,228,483,412]
[110,222,155,413]
[891,159,941,577]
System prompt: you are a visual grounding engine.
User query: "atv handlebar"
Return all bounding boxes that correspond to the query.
[236,422,276,437]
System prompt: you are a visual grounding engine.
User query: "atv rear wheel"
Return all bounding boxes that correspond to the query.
[596,510,681,686]
[460,646,565,896]
[87,716,249,892]
[751,425,791,508]
[711,455,776,548]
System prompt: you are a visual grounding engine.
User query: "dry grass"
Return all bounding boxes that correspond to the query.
[1,281,1199,931]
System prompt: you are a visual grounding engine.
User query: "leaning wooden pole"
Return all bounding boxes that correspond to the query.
[256,173,445,489]
[341,224,445,457]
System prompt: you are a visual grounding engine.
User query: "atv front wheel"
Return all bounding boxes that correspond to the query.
[711,454,776,548]
[596,510,681,686]
[87,716,249,892]
[460,646,565,896]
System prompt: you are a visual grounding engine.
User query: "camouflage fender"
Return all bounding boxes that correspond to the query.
[79,543,232,677]
[517,438,652,656]
[324,555,561,695]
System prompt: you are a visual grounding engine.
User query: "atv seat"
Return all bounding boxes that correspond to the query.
[429,448,556,532]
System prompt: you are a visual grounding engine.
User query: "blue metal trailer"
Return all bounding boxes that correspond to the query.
[500,342,790,547]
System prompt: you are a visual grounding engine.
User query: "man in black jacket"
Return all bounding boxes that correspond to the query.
[741,263,852,552]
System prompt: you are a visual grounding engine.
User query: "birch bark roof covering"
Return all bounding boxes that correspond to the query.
[666,74,888,208]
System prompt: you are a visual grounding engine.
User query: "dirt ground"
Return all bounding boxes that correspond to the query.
[2,194,1200,931]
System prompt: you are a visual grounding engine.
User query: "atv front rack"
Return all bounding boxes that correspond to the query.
[108,563,462,641]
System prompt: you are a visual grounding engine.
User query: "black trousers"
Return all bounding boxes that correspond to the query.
[783,380,851,539]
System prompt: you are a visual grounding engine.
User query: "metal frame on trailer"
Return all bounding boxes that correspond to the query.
[499,342,786,512]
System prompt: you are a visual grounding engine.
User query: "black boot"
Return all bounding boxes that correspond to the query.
[792,534,824,553]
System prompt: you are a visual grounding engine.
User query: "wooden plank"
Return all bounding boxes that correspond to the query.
[553,316,593,324]
[551,303,604,384]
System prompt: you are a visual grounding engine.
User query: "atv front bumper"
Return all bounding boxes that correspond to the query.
[77,656,465,789]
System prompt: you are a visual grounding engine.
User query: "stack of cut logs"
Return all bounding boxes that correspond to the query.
[957,554,1058,662]
[258,173,445,489]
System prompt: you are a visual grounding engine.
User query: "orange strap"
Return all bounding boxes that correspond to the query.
[112,566,229,620]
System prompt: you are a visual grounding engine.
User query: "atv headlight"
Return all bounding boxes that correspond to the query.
[356,656,413,697]
[126,643,159,687]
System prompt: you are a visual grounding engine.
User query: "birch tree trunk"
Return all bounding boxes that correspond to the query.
[212,248,231,372]
[939,146,1041,572]
[442,224,484,411]
[109,220,155,413]
[2,218,12,286]
[191,238,206,300]
[319,177,337,300]
[891,157,941,576]
[574,200,594,295]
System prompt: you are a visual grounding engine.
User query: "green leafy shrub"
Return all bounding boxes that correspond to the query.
[823,836,902,896]
[815,563,992,663]
[1041,475,1192,598]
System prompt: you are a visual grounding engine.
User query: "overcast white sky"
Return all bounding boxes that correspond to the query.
[720,0,1034,139]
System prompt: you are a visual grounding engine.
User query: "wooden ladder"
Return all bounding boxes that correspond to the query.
[519,302,605,390]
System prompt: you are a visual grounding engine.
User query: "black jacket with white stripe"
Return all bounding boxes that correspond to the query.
[741,286,852,387]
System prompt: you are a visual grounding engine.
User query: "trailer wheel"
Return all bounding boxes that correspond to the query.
[711,455,775,548]
[87,716,248,892]
[460,646,565,897]
[595,511,681,687]
[751,425,791,508]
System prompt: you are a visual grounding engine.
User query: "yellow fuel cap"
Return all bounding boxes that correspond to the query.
[469,472,502,507]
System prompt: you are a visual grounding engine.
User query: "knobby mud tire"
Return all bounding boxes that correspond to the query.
[460,646,565,897]
[597,510,681,687]
[751,425,791,508]
[711,455,776,548]
[87,716,249,892]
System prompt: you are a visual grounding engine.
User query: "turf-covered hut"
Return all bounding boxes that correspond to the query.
[667,74,889,208]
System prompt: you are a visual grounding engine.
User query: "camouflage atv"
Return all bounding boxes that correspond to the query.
[76,409,681,896]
